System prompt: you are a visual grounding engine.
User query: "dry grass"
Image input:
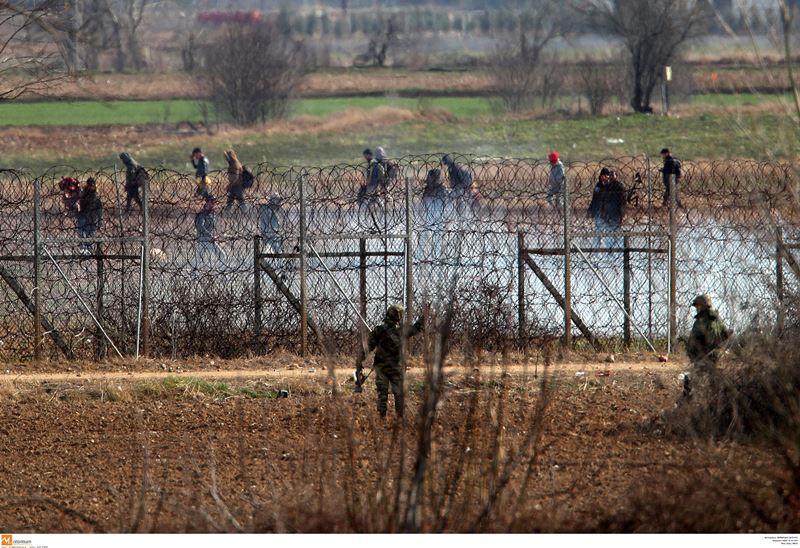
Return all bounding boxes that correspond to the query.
[0,106,435,162]
[7,65,795,102]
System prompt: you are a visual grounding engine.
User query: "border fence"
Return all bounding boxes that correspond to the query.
[1,154,798,362]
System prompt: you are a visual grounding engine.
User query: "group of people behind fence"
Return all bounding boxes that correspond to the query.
[546,147,683,249]
[57,146,682,263]
[57,175,103,255]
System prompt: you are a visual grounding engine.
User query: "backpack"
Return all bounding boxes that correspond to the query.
[133,165,149,187]
[673,158,682,180]
[241,166,255,189]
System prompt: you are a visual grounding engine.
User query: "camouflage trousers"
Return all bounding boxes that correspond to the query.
[375,363,404,417]
[684,358,719,398]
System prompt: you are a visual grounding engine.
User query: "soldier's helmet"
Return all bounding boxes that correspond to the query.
[691,294,712,307]
[386,303,405,321]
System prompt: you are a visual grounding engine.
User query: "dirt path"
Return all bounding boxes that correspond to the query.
[0,360,681,385]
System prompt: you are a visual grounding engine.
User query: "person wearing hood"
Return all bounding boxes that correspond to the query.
[222,149,245,214]
[258,193,284,255]
[367,304,424,418]
[194,197,227,270]
[258,193,288,276]
[375,146,398,187]
[119,152,148,213]
[546,151,566,211]
[77,178,103,255]
[683,294,730,398]
[442,154,476,216]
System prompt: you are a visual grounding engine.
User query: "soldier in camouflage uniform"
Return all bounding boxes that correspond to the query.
[683,294,730,398]
[367,304,424,417]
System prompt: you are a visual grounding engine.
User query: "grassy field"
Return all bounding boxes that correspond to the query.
[0,92,795,127]
[4,110,796,172]
[0,96,494,126]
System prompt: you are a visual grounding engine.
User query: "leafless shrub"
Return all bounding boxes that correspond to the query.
[577,58,624,116]
[487,1,568,113]
[202,22,307,126]
[642,328,800,531]
[352,13,400,68]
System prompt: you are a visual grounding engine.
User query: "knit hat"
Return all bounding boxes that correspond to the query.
[375,147,386,161]
[548,151,559,163]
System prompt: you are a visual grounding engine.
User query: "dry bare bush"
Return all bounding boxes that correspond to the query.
[576,58,625,116]
[202,22,307,126]
[638,328,800,531]
[487,1,568,113]
[0,0,73,100]
[582,0,709,113]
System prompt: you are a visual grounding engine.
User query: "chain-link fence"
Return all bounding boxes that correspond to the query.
[1,155,797,361]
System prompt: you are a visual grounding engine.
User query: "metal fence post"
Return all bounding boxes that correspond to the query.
[623,235,631,350]
[96,243,106,359]
[563,168,572,349]
[298,173,309,357]
[646,154,653,342]
[517,231,526,347]
[141,167,151,356]
[669,172,678,353]
[405,177,414,319]
[777,225,785,335]
[253,235,263,354]
[359,237,368,360]
[33,177,42,363]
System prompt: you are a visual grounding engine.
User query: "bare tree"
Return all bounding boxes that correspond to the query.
[487,1,567,113]
[778,0,800,122]
[203,22,307,126]
[583,0,709,113]
[0,0,72,100]
[77,0,151,72]
[577,57,626,116]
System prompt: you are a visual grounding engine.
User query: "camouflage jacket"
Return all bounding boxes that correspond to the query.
[686,308,729,363]
[368,316,423,369]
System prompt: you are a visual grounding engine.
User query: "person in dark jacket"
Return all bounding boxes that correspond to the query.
[77,178,103,255]
[367,304,424,417]
[192,147,213,200]
[222,149,245,214]
[660,148,683,208]
[442,154,477,216]
[358,148,387,230]
[119,152,147,213]
[358,148,383,204]
[587,167,626,248]
[194,198,226,270]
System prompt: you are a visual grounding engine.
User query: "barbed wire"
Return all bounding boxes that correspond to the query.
[0,155,796,360]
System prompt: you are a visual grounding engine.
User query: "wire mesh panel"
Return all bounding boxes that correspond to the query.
[1,156,798,360]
